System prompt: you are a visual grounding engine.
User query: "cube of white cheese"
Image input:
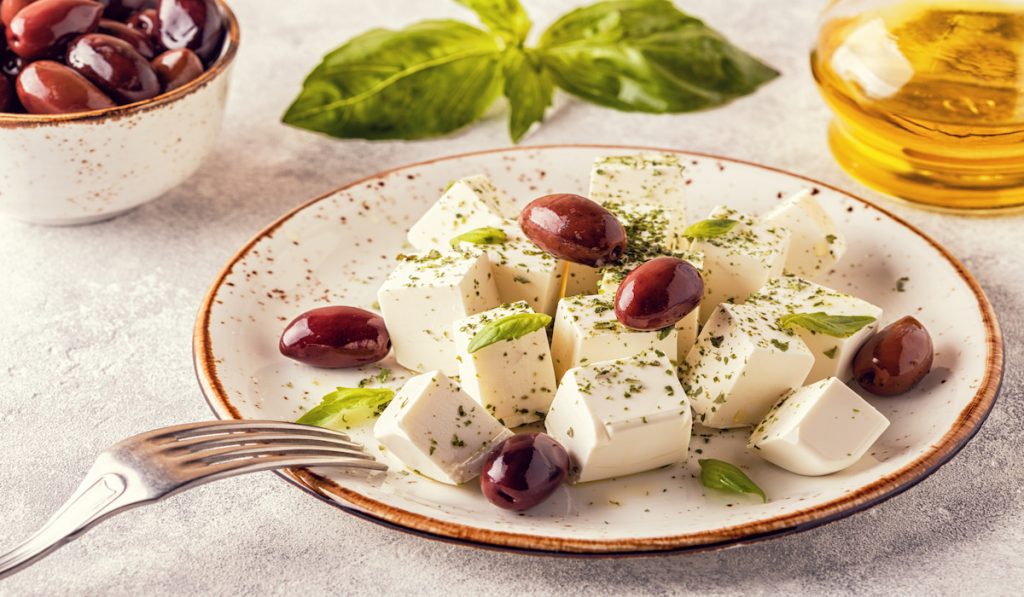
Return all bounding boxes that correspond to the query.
[407,175,519,251]
[681,303,814,429]
[763,189,846,278]
[689,206,790,323]
[747,276,883,383]
[374,370,514,485]
[551,294,678,381]
[562,262,601,297]
[454,221,564,316]
[545,351,692,483]
[589,153,687,231]
[749,377,890,476]
[598,249,704,362]
[377,250,499,375]
[453,301,557,428]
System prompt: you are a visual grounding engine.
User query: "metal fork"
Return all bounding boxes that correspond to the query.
[0,420,386,579]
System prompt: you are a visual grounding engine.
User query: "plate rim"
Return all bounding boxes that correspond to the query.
[192,144,1004,555]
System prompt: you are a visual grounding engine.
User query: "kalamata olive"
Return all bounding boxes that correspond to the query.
[614,257,703,331]
[125,7,156,38]
[853,316,934,396]
[0,73,13,110]
[150,47,198,90]
[280,306,391,369]
[6,0,103,59]
[1,0,37,28]
[1,49,27,77]
[98,18,153,58]
[16,59,114,113]
[156,0,223,64]
[480,433,569,511]
[102,0,150,21]
[66,33,159,103]
[519,193,627,267]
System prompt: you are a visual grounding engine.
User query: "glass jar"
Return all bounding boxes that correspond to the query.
[812,0,1024,211]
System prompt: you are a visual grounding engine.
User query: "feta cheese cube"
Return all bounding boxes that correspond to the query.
[454,222,564,316]
[377,250,499,375]
[749,377,890,476]
[545,351,692,483]
[747,276,883,383]
[681,303,813,429]
[374,370,514,485]
[589,153,687,229]
[763,189,846,278]
[562,263,600,297]
[689,206,790,323]
[453,301,557,428]
[551,294,678,381]
[598,249,704,361]
[407,175,519,251]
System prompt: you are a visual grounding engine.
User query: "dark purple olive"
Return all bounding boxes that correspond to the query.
[98,18,153,58]
[1,0,37,28]
[0,73,13,110]
[853,316,934,396]
[481,433,569,511]
[280,306,391,369]
[150,46,199,90]
[1,49,28,77]
[66,33,159,103]
[16,59,114,113]
[102,0,150,21]
[519,193,627,267]
[6,0,103,59]
[614,257,703,331]
[125,7,156,39]
[156,0,223,64]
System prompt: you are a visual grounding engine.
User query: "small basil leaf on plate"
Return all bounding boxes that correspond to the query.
[456,0,532,43]
[468,312,552,353]
[682,218,740,239]
[778,312,877,338]
[450,226,508,248]
[502,47,554,142]
[282,20,504,140]
[698,458,767,503]
[537,0,779,113]
[297,387,396,429]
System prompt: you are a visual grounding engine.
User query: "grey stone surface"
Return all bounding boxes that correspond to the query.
[0,1,1020,595]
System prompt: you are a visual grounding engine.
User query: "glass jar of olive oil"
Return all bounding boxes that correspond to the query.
[812,0,1024,211]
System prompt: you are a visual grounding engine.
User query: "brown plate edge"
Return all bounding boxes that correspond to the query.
[191,144,1004,556]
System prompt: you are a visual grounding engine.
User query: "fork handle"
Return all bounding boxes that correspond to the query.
[0,471,133,579]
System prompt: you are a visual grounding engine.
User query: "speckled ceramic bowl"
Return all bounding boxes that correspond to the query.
[0,1,239,226]
[194,146,1003,555]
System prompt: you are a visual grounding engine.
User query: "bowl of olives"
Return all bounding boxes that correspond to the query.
[0,0,239,226]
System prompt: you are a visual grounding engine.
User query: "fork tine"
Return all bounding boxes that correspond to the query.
[165,433,363,453]
[137,420,352,443]
[182,443,375,466]
[197,454,388,482]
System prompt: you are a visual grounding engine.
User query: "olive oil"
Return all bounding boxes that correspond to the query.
[812,0,1024,210]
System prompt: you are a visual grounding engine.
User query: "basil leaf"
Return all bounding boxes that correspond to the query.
[778,312,877,338]
[449,226,508,248]
[537,0,778,113]
[456,0,531,43]
[282,20,503,140]
[296,387,395,429]
[657,326,673,340]
[468,312,552,353]
[502,48,554,142]
[682,218,739,239]
[698,458,766,503]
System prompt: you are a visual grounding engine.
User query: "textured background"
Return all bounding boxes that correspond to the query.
[1,1,1020,595]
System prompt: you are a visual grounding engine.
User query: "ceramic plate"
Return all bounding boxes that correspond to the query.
[193,145,1002,555]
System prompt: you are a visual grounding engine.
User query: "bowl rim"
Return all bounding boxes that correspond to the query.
[192,144,1004,556]
[0,0,240,127]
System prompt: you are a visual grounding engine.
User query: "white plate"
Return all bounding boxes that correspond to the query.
[193,145,1002,555]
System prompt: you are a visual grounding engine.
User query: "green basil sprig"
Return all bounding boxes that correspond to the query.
[682,218,740,240]
[468,312,551,353]
[283,0,778,142]
[778,312,877,338]
[450,226,508,248]
[296,387,395,430]
[698,458,766,503]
